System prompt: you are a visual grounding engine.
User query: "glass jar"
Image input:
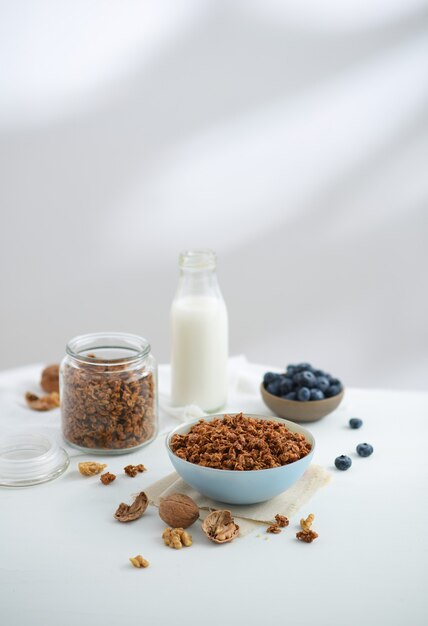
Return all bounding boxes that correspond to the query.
[60,332,157,454]
[171,250,228,411]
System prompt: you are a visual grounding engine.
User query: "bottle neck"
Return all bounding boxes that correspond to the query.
[175,267,221,299]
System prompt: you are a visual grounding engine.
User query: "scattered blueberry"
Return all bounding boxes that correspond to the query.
[349,418,363,429]
[316,376,330,392]
[284,391,297,400]
[279,377,293,395]
[310,389,325,401]
[335,455,352,471]
[297,387,310,401]
[263,372,278,386]
[300,371,316,387]
[356,443,373,457]
[266,381,281,396]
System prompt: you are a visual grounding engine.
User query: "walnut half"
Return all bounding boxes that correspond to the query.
[202,510,239,544]
[114,492,148,522]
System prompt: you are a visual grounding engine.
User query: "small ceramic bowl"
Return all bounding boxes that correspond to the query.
[260,384,344,423]
[166,413,315,505]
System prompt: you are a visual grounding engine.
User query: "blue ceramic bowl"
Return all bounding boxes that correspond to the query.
[166,413,315,505]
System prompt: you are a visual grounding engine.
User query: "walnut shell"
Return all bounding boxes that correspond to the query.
[40,364,60,394]
[114,492,148,522]
[202,510,239,544]
[159,493,199,529]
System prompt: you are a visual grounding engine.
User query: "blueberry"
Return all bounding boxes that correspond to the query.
[297,387,310,401]
[330,378,341,387]
[356,443,373,457]
[313,369,325,377]
[349,418,363,429]
[286,365,296,377]
[293,372,303,385]
[284,391,297,400]
[310,389,324,401]
[316,376,330,392]
[300,371,316,387]
[263,372,279,386]
[279,377,293,395]
[335,455,352,471]
[266,381,281,396]
[326,384,341,397]
[295,362,312,372]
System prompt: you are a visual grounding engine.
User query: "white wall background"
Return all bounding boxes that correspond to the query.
[0,0,427,390]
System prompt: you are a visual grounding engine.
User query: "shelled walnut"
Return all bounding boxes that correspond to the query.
[159,493,199,529]
[162,527,192,549]
[25,391,60,411]
[129,555,149,568]
[202,510,239,544]
[78,461,107,476]
[300,513,315,531]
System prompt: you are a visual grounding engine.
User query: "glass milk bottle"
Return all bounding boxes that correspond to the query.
[171,250,228,411]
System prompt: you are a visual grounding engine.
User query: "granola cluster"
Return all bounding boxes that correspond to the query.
[100,472,116,485]
[61,361,156,451]
[170,413,311,470]
[124,464,146,477]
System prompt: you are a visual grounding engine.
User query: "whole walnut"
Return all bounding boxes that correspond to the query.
[40,364,60,394]
[159,493,199,529]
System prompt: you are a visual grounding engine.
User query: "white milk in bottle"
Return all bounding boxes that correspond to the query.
[171,250,228,411]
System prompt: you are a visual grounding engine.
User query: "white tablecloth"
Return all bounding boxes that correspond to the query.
[0,362,427,626]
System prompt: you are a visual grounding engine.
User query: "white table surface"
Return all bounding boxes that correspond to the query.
[0,363,427,626]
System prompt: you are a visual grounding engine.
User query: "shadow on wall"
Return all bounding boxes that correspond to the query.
[0,4,427,389]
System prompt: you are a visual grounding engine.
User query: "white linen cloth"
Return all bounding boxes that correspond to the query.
[146,465,330,535]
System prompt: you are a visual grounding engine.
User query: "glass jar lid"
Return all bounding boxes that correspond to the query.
[0,433,69,487]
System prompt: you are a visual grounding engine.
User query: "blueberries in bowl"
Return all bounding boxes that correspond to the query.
[310,389,324,401]
[297,387,310,401]
[263,363,343,402]
[263,372,279,386]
